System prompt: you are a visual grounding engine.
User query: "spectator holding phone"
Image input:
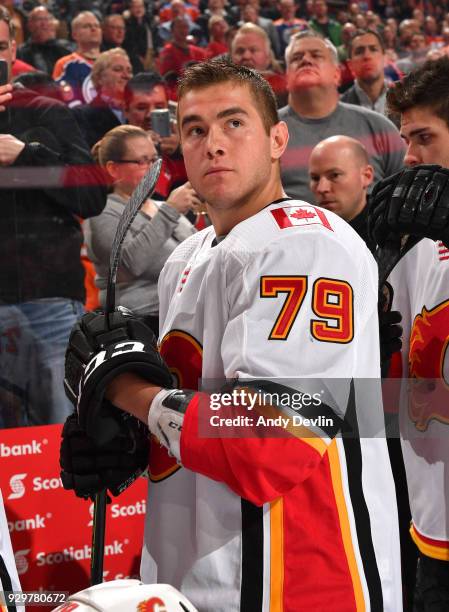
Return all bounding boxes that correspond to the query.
[124,71,188,199]
[84,125,198,335]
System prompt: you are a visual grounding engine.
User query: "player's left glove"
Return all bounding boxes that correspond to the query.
[64,307,173,445]
[60,412,150,499]
[369,165,449,248]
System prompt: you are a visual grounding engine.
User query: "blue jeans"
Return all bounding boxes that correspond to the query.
[0,299,84,427]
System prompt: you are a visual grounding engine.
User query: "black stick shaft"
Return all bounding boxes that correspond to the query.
[90,490,107,585]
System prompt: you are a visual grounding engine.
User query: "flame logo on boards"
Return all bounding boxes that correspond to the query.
[408,300,449,431]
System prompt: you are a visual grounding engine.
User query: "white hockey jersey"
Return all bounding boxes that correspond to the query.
[390,238,449,561]
[142,199,402,611]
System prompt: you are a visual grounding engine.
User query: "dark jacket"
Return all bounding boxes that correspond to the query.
[0,86,106,303]
[17,39,73,75]
[123,14,154,60]
[72,94,122,150]
[349,202,376,254]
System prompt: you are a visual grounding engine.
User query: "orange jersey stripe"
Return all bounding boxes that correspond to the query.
[270,498,284,612]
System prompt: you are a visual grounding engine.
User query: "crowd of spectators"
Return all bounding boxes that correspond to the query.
[6,0,449,94]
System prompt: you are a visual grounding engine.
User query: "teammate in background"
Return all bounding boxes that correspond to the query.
[369,56,449,611]
[61,59,402,611]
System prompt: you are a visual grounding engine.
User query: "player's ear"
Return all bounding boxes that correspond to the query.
[270,120,289,161]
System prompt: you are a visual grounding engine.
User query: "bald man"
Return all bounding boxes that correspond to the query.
[309,134,375,249]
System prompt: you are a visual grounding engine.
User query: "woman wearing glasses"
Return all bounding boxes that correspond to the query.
[84,124,198,335]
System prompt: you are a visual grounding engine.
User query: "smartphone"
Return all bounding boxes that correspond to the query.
[0,59,8,86]
[168,100,177,121]
[151,109,171,137]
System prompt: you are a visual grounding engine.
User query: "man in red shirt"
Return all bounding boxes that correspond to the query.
[158,16,207,77]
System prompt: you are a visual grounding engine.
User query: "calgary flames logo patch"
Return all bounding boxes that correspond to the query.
[408,300,449,431]
[137,598,167,612]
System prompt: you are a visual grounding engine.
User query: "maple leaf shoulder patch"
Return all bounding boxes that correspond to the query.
[270,205,333,231]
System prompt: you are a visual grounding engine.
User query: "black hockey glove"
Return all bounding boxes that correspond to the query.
[379,309,402,378]
[60,412,149,499]
[378,283,402,378]
[64,307,173,445]
[369,165,449,248]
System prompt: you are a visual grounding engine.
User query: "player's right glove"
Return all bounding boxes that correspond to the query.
[369,165,449,247]
[64,307,173,445]
[60,412,149,499]
[379,309,402,378]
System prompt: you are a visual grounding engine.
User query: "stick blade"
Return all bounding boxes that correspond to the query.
[105,158,162,314]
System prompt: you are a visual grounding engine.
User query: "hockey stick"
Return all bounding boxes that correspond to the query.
[105,157,163,315]
[90,157,162,586]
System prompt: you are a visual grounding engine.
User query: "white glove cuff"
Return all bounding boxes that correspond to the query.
[148,388,184,461]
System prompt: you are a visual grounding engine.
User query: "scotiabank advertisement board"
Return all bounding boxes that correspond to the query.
[0,424,147,594]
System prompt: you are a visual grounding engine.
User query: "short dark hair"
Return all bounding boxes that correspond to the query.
[387,56,449,129]
[124,71,166,106]
[348,29,385,57]
[0,6,15,40]
[177,58,278,135]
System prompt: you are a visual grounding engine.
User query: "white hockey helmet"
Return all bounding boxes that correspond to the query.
[52,580,198,612]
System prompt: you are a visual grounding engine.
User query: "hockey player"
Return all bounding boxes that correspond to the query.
[369,56,449,611]
[61,59,402,611]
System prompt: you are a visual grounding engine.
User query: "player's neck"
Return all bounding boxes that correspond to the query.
[209,179,286,235]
